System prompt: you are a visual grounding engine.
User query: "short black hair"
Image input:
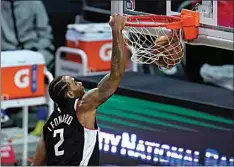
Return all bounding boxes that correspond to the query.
[48,76,69,105]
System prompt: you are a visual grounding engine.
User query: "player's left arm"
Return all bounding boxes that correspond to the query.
[31,134,47,166]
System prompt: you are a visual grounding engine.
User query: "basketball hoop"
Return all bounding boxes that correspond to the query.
[123,9,200,69]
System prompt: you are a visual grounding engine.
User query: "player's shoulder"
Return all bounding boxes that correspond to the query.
[44,110,57,125]
[80,88,99,103]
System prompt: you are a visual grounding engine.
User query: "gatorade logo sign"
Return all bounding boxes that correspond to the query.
[99,43,112,62]
[14,69,30,88]
[14,65,38,92]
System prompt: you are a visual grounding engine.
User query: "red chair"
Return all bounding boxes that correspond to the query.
[1,139,17,166]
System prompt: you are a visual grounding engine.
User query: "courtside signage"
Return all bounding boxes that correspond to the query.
[99,131,234,166]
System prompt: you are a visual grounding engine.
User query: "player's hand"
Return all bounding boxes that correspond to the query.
[109,14,128,32]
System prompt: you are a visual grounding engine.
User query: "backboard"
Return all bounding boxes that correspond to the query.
[111,0,233,50]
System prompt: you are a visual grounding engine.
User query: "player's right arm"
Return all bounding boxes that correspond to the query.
[78,15,127,111]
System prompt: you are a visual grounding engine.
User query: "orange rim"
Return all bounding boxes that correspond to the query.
[125,15,183,29]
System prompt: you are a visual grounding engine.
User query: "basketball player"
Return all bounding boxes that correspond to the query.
[31,15,127,166]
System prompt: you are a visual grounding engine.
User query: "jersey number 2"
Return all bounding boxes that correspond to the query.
[53,128,64,156]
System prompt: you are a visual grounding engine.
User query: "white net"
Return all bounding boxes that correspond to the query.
[123,26,184,69]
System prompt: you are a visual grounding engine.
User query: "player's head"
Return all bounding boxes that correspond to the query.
[48,76,85,105]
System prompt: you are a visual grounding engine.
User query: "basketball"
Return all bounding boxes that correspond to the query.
[153,35,184,69]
